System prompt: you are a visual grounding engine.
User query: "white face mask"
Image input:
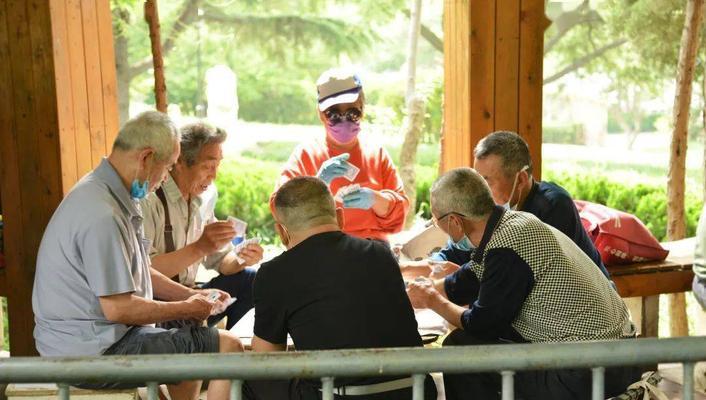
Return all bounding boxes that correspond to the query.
[502,165,529,211]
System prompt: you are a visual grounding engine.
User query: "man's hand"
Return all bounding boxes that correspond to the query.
[193,288,231,303]
[195,221,236,255]
[406,277,440,309]
[399,260,432,281]
[429,261,461,280]
[236,243,264,266]
[183,293,215,321]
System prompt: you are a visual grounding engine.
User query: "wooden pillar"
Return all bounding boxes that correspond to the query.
[442,0,550,177]
[0,0,118,356]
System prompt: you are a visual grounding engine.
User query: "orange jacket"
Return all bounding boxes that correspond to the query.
[272,139,409,241]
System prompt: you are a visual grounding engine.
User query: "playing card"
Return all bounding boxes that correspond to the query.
[227,216,248,236]
[342,161,360,181]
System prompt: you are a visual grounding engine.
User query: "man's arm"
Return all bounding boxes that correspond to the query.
[99,292,212,325]
[407,278,466,329]
[150,244,207,279]
[251,335,287,352]
[150,267,197,301]
[151,221,237,279]
[218,244,264,275]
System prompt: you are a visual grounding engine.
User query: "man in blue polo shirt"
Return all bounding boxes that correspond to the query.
[407,167,638,399]
[33,111,243,399]
[427,130,611,282]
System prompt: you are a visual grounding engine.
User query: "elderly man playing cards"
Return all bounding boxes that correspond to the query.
[273,67,410,242]
[141,121,264,330]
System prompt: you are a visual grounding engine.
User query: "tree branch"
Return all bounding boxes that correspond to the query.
[543,38,627,85]
[402,9,442,53]
[128,0,201,80]
[544,1,603,55]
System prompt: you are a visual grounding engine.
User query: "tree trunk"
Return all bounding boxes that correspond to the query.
[399,0,424,228]
[113,9,131,126]
[400,97,427,226]
[702,69,706,203]
[667,0,705,338]
[144,0,168,113]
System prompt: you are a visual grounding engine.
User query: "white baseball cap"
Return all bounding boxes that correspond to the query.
[316,68,363,111]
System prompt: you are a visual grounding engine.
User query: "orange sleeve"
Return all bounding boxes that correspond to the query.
[373,147,410,234]
[269,144,321,214]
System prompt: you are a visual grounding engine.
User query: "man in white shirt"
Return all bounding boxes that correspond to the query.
[141,121,263,329]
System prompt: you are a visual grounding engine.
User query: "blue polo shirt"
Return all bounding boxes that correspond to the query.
[33,158,153,356]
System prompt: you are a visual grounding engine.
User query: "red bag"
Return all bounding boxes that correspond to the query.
[574,200,669,266]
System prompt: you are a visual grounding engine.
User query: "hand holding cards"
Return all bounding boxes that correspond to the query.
[316,153,360,184]
[334,184,360,202]
[233,237,261,264]
[227,216,248,245]
[207,290,237,316]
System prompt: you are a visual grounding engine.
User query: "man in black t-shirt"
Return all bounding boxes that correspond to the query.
[245,176,436,400]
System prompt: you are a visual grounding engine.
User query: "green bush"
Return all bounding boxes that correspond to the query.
[543,125,584,145]
[237,70,319,125]
[214,158,280,244]
[606,112,660,134]
[214,155,701,244]
[414,165,437,219]
[241,141,297,163]
[545,171,703,241]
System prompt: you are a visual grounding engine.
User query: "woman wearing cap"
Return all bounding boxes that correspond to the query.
[272,68,409,242]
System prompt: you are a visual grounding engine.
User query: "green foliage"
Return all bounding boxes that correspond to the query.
[606,112,660,133]
[423,80,443,143]
[543,125,584,144]
[212,153,703,245]
[414,165,437,219]
[213,158,280,244]
[546,171,703,241]
[237,69,319,124]
[241,141,297,163]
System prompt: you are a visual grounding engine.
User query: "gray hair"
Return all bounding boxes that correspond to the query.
[112,111,179,161]
[474,131,533,178]
[179,122,227,167]
[430,167,495,220]
[273,177,337,231]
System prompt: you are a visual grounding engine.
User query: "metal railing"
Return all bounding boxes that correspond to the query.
[1,336,705,400]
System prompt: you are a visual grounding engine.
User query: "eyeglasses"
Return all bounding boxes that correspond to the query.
[324,107,362,125]
[431,211,467,228]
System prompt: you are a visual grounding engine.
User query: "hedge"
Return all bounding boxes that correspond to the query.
[214,157,703,243]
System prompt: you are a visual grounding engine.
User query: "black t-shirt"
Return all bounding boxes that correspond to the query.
[254,231,422,352]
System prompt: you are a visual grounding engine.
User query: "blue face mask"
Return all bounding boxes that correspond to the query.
[130,179,149,200]
[448,236,474,252]
[445,215,474,252]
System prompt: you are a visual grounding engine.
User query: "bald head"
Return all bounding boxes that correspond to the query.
[273,177,338,231]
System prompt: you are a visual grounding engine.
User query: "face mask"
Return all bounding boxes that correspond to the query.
[448,236,474,252]
[446,216,474,252]
[502,165,529,211]
[326,120,361,144]
[130,179,149,200]
[130,154,153,200]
